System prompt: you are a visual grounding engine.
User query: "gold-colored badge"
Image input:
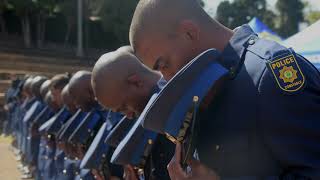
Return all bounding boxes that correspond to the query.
[279,66,298,83]
[269,54,305,93]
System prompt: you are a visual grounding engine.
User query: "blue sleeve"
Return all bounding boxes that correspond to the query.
[258,54,320,179]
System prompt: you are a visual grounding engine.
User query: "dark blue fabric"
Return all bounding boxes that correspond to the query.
[195,25,320,179]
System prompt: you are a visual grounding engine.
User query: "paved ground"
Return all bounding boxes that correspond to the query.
[0,136,23,180]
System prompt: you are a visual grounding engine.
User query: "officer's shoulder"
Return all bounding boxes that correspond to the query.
[247,38,320,94]
[246,38,289,63]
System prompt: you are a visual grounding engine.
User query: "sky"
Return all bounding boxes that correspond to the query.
[203,0,320,16]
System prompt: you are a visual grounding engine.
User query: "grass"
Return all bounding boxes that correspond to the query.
[0,135,13,144]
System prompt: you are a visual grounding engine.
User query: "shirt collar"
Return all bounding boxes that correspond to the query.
[219,24,258,75]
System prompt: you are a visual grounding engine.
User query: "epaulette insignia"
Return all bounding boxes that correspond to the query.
[268,53,305,93]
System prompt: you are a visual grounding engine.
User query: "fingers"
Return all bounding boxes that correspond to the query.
[167,143,188,180]
[175,142,182,163]
[188,158,219,179]
[123,165,138,180]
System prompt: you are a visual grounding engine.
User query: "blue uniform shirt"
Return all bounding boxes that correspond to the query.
[196,25,320,179]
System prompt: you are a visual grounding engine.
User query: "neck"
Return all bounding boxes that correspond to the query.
[200,22,234,52]
[145,72,162,95]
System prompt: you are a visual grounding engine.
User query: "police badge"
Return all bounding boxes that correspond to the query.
[268,51,305,93]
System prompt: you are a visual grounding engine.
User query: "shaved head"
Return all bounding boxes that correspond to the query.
[69,71,96,111]
[92,46,161,118]
[61,85,77,113]
[31,76,48,98]
[129,0,233,80]
[23,77,34,97]
[45,91,59,111]
[50,74,70,108]
[130,0,208,50]
[40,80,51,99]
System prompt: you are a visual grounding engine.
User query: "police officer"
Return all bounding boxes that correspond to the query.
[92,46,174,180]
[129,0,320,179]
[38,74,70,180]
[68,70,124,180]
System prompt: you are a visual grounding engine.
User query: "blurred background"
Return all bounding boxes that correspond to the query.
[0,0,319,57]
[0,0,319,132]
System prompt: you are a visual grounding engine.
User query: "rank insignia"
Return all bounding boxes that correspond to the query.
[268,54,305,93]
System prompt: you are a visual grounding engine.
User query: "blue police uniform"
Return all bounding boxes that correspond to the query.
[19,97,36,153]
[25,100,46,165]
[112,96,174,180]
[151,25,320,179]
[67,109,107,147]
[105,117,135,148]
[61,158,77,180]
[53,148,66,180]
[31,105,55,177]
[55,110,88,180]
[69,107,123,179]
[74,169,95,180]
[80,122,110,170]
[81,122,123,179]
[193,25,320,179]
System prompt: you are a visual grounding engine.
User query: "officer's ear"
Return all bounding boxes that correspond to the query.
[176,20,200,42]
[127,74,143,88]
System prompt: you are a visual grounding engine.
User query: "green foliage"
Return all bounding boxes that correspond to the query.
[99,0,139,46]
[33,0,59,17]
[198,0,205,7]
[7,0,35,15]
[276,0,304,38]
[216,0,276,30]
[305,11,320,25]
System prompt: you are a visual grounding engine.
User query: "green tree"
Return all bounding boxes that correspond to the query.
[0,0,9,34]
[8,0,36,47]
[216,1,234,28]
[305,11,320,25]
[99,0,139,47]
[198,0,205,7]
[216,0,275,29]
[58,0,77,46]
[276,0,304,38]
[32,0,60,48]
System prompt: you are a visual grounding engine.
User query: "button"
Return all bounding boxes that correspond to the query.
[148,139,153,145]
[64,157,68,160]
[75,171,79,175]
[102,154,106,158]
[215,145,220,151]
[248,39,255,45]
[63,169,67,174]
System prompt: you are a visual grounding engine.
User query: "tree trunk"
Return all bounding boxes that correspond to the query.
[0,13,7,35]
[22,15,32,48]
[36,14,46,48]
[36,14,41,48]
[64,23,72,46]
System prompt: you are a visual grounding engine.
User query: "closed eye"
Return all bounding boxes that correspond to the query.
[153,57,162,70]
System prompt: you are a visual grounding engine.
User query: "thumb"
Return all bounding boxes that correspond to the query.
[188,158,214,177]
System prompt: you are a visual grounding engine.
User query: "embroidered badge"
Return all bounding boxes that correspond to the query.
[268,54,305,93]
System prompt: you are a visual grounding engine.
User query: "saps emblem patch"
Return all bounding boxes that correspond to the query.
[268,54,305,93]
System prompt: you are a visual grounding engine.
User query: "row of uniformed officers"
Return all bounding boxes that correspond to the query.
[5,63,175,180]
[4,0,320,179]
